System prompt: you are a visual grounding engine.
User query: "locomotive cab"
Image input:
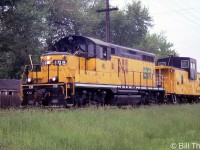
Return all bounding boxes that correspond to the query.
[21,35,111,107]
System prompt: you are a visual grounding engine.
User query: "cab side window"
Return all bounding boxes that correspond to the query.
[88,43,95,55]
[100,46,107,60]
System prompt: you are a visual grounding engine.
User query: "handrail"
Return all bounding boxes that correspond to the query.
[60,67,68,99]
[29,54,34,71]
[61,66,75,99]
[21,65,28,82]
[19,80,23,100]
[21,64,42,83]
[65,67,75,95]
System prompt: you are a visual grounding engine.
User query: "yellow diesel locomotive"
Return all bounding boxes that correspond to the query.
[20,35,200,107]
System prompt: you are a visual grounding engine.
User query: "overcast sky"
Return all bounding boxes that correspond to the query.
[110,0,200,71]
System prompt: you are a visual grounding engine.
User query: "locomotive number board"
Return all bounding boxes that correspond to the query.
[53,60,67,66]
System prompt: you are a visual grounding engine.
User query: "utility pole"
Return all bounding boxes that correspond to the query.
[97,0,118,42]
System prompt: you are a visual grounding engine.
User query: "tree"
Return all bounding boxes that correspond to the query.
[85,1,152,47]
[46,0,152,47]
[0,0,50,78]
[46,0,95,46]
[0,0,177,79]
[137,32,178,59]
[111,1,152,47]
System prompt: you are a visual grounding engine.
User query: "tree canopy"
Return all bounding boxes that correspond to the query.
[137,32,178,60]
[0,0,177,79]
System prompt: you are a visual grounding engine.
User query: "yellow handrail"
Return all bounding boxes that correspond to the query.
[19,80,23,101]
[29,55,34,71]
[61,66,75,99]
[65,67,75,95]
[21,65,28,82]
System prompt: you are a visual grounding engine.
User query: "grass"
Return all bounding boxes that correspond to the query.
[0,105,200,150]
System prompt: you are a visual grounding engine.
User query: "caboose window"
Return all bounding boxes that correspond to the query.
[193,63,196,70]
[181,60,189,68]
[158,62,166,66]
[190,62,196,70]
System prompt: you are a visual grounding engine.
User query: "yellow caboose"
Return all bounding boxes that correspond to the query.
[21,35,164,107]
[156,56,200,103]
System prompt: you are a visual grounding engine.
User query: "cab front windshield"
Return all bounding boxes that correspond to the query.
[51,37,86,54]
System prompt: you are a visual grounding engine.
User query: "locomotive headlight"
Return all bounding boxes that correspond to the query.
[46,60,51,65]
[52,76,58,82]
[47,56,51,60]
[62,55,67,59]
[27,77,34,84]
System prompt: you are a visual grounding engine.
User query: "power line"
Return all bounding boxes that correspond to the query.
[164,1,200,25]
[152,7,200,16]
[145,0,200,27]
[158,1,200,25]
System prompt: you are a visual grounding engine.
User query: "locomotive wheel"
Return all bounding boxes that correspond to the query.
[145,93,157,106]
[194,97,200,103]
[148,97,156,106]
[74,92,86,107]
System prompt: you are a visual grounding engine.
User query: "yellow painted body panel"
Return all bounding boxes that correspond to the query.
[156,66,200,96]
[27,54,157,88]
